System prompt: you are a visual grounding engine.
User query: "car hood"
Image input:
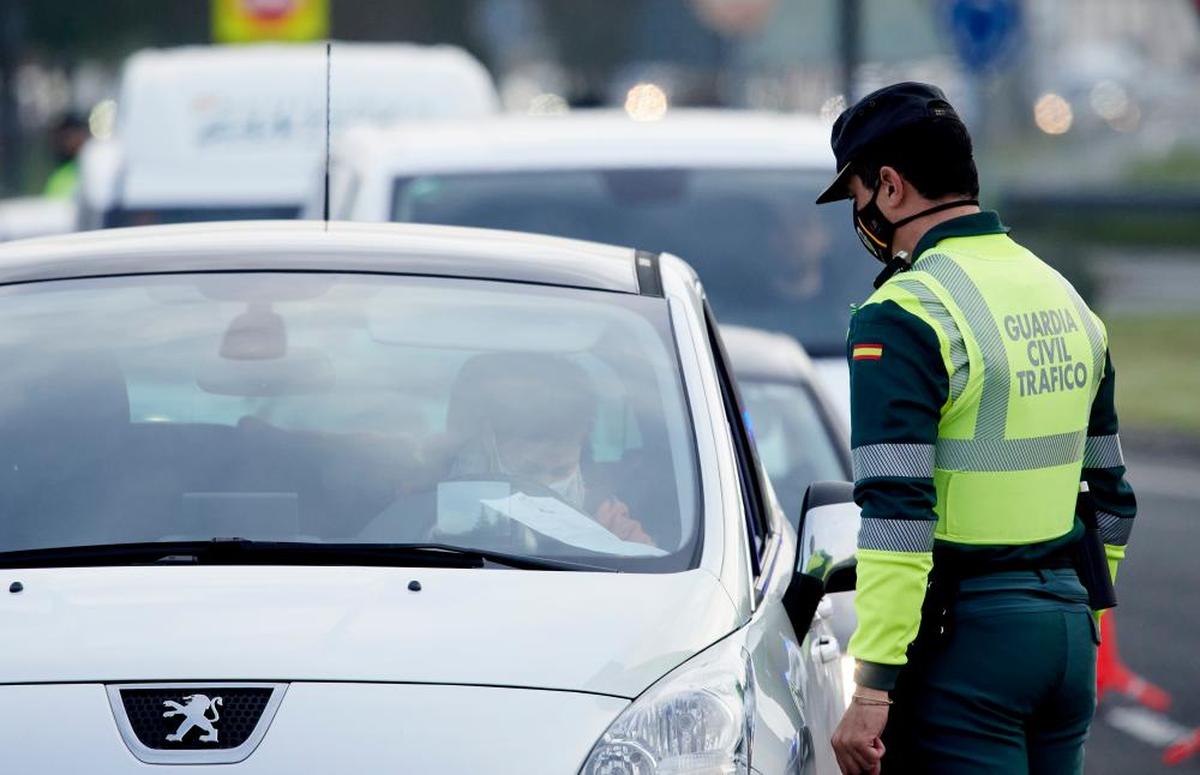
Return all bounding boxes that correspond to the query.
[0,565,741,698]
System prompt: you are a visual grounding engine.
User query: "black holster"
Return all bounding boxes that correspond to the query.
[1073,486,1118,611]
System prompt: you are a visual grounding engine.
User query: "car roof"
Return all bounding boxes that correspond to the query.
[0,221,646,293]
[336,109,834,175]
[720,324,820,384]
[120,41,491,77]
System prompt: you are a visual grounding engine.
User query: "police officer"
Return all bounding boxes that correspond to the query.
[817,83,1137,774]
[43,114,89,199]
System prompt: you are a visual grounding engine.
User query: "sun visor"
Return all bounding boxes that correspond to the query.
[368,288,611,352]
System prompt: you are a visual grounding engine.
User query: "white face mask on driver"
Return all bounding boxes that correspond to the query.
[486,428,589,511]
[544,466,587,511]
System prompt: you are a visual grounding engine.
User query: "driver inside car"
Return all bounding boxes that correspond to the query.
[434,351,656,547]
[233,352,656,548]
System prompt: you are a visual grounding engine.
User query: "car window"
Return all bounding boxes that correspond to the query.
[391,168,876,357]
[0,273,699,572]
[739,379,847,528]
[102,206,300,228]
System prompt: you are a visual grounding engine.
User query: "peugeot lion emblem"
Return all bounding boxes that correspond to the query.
[109,682,286,764]
[163,694,223,743]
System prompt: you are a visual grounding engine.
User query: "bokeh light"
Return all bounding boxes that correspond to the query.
[527,93,569,116]
[88,98,117,140]
[819,94,847,125]
[1090,80,1130,122]
[1108,102,1142,133]
[624,83,668,122]
[1033,93,1073,135]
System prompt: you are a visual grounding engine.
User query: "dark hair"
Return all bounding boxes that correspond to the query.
[53,113,88,133]
[853,118,979,200]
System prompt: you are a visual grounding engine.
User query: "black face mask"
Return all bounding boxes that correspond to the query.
[853,185,979,264]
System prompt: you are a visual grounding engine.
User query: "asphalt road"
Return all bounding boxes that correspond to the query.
[1085,451,1200,772]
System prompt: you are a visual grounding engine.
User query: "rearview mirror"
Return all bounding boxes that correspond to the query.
[782,481,859,635]
[196,347,336,396]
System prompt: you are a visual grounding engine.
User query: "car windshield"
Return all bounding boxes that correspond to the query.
[738,379,847,528]
[0,272,699,572]
[392,168,876,356]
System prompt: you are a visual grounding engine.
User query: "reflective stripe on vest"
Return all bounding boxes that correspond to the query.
[893,278,970,402]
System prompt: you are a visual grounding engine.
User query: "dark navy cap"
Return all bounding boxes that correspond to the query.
[815,82,964,204]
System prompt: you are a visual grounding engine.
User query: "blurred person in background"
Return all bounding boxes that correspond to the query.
[819,82,1136,774]
[42,113,89,199]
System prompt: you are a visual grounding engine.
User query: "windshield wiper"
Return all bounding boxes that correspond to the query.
[393,542,618,573]
[0,539,616,572]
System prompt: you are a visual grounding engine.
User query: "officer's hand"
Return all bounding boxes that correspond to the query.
[832,690,888,775]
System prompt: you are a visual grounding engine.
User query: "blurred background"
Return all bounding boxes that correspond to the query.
[0,0,1197,770]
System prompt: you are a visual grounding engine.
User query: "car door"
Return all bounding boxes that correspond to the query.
[704,305,846,774]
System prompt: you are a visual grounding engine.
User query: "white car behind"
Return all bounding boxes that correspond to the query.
[315,110,873,422]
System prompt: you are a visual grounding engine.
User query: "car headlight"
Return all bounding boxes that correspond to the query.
[580,636,754,775]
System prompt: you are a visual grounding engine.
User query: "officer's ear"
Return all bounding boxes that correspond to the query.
[877,165,901,192]
[876,165,908,215]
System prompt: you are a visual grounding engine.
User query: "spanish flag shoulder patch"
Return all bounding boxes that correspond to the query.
[853,343,884,361]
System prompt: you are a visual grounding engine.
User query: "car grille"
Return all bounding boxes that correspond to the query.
[119,686,274,750]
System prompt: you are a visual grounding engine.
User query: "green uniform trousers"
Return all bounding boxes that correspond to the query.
[880,570,1099,774]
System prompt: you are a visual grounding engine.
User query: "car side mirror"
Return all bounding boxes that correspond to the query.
[782,481,859,635]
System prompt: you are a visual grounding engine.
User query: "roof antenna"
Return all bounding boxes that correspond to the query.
[322,40,332,230]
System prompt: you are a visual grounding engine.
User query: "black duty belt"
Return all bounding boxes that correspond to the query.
[917,551,1078,646]
[934,554,1076,583]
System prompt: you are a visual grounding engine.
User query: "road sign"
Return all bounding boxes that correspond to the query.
[945,0,1021,73]
[212,0,330,44]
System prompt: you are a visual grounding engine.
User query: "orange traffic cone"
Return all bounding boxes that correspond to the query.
[1165,729,1200,766]
[1095,613,1171,712]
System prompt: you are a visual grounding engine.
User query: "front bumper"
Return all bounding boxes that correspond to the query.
[0,682,628,773]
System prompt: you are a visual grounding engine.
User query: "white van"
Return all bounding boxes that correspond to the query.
[77,43,498,230]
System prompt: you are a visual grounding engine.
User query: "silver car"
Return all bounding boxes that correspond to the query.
[722,324,851,525]
[0,222,858,773]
